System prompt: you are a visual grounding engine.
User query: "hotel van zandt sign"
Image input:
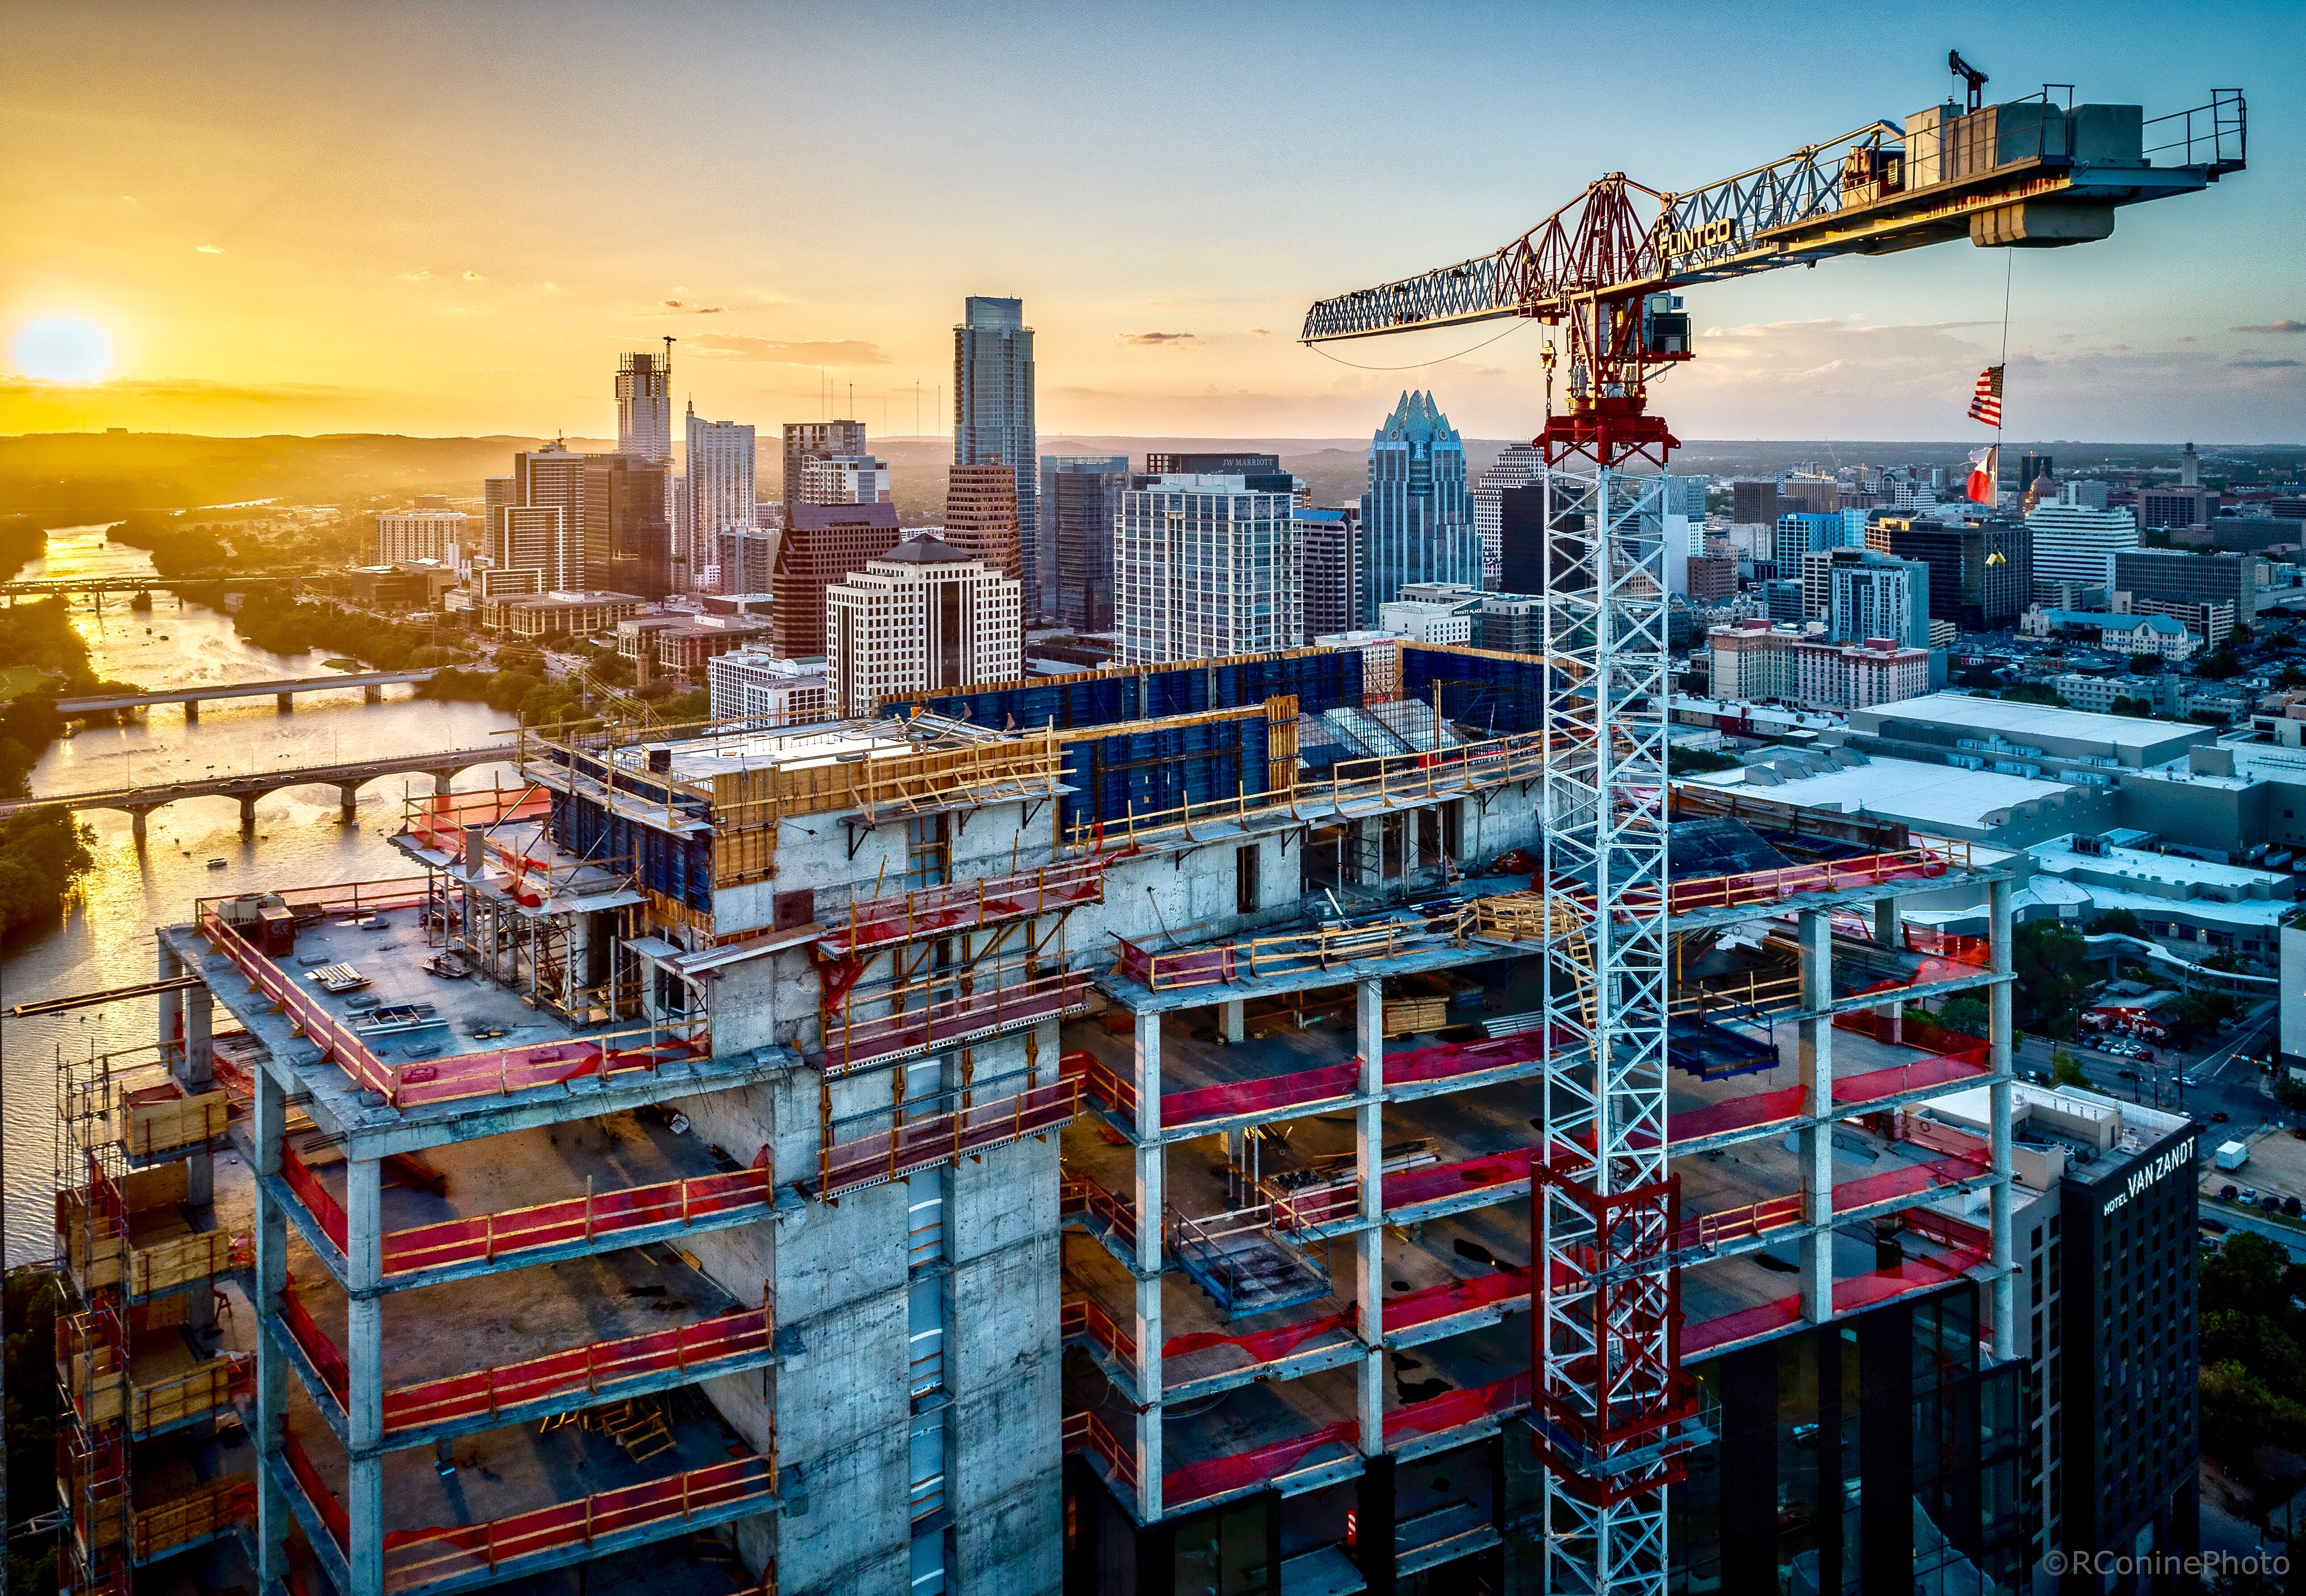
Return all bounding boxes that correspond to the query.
[2100,1137,2194,1218]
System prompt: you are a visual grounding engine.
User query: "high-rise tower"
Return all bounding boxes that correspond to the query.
[616,344,674,462]
[953,296,1038,619]
[686,404,758,592]
[1358,391,1478,625]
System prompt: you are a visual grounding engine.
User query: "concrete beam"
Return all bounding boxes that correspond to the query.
[1131,1007,1163,1525]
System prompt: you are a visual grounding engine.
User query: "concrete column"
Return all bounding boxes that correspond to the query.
[182,985,216,1213]
[1131,1008,1164,1523]
[157,935,185,1069]
[346,1156,386,1590]
[1797,911,1834,1324]
[182,697,198,722]
[239,795,257,832]
[131,808,149,843]
[253,1065,291,1585]
[1988,878,2017,1362]
[276,692,294,713]
[338,785,360,824]
[1873,895,1903,1045]
[1221,1001,1245,1045]
[1355,979,1386,1456]
[363,684,383,704]
[432,769,453,797]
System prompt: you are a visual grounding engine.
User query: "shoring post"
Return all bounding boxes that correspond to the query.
[1988,876,2017,1361]
[1796,910,1834,1323]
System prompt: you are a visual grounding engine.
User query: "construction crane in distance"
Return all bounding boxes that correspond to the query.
[1300,58,2246,1596]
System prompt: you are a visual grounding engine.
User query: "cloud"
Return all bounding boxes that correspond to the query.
[397,270,433,282]
[2178,335,2197,343]
[195,245,222,254]
[463,269,484,281]
[684,334,889,366]
[1117,332,1195,346]
[660,300,726,314]
[2232,356,2302,369]
[2232,319,2306,334]
[0,375,355,404]
[1247,328,1272,338]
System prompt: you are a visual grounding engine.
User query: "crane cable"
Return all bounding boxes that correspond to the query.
[1302,317,1533,372]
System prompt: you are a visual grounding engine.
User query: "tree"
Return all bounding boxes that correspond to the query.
[2128,653,2162,676]
[2087,908,2144,938]
[2001,683,2064,707]
[1667,746,1741,775]
[2279,664,2306,689]
[2274,1074,2306,1116]
[2196,648,2244,680]
[2109,696,2153,717]
[1938,996,1990,1038]
[2049,1048,2087,1088]
[2010,921,2091,1034]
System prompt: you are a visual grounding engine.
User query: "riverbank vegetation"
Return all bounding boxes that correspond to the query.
[3,1266,63,1592]
[0,512,46,581]
[0,808,97,938]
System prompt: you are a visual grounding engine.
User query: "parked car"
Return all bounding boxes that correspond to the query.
[2137,1048,2157,1063]
[2285,1197,2302,1218]
[2220,1184,2241,1201]
[2244,1188,2260,1203]
[2264,1196,2284,1213]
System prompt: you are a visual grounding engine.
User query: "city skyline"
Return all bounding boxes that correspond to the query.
[3,1,2301,444]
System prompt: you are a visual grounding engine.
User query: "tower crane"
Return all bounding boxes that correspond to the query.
[1300,63,2244,1596]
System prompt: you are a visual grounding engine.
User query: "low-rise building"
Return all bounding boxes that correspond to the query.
[2017,606,2196,659]
[481,589,648,639]
[1377,598,1474,645]
[705,647,832,726]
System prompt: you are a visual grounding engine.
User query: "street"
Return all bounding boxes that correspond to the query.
[2010,998,2283,1131]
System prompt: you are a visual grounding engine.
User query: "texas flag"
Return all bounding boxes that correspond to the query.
[1967,445,2000,507]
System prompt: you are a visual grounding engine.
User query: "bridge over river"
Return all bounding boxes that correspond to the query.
[0,745,511,838]
[56,668,440,719]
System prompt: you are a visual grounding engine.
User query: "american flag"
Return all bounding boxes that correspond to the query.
[1968,365,2004,428]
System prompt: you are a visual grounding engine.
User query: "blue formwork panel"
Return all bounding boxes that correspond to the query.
[1400,647,1551,736]
[1060,714,1270,834]
[551,791,712,913]
[901,649,1363,734]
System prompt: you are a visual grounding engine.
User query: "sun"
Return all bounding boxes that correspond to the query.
[12,314,114,383]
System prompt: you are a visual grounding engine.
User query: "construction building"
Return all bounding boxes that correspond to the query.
[43,613,2168,1596]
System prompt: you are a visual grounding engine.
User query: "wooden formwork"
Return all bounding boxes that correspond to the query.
[133,1477,255,1563]
[113,1085,227,1161]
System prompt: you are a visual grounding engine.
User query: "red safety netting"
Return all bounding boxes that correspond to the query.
[1383,1267,1532,1335]
[1831,1153,1986,1212]
[820,970,1088,1076]
[280,1141,349,1251]
[1161,1063,1357,1131]
[281,1427,348,1548]
[384,1308,773,1436]
[1669,1087,1804,1146]
[1685,1246,1977,1357]
[380,1164,773,1278]
[380,1456,777,1581]
[278,1282,348,1405]
[821,1080,1079,1197]
[1164,1303,1358,1365]
[1834,1010,1987,1056]
[1832,1047,1991,1105]
[1387,1031,1551,1086]
[1164,1420,1359,1509]
[1904,925,1992,967]
[1899,1206,1992,1260]
[1383,1369,1531,1442]
[1274,1151,1533,1232]
[819,857,1110,956]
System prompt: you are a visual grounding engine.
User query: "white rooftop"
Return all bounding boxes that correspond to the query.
[1682,755,2090,836]
[1852,692,2206,753]
[2029,833,2294,900]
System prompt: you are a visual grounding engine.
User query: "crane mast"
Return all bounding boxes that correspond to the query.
[1301,62,2244,1596]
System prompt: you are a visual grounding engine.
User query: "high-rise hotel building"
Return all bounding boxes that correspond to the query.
[1115,473,1300,665]
[616,348,673,462]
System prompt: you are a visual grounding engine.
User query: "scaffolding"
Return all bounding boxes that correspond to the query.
[52,1039,252,1596]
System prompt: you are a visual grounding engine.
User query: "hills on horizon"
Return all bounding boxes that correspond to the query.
[0,429,2293,524]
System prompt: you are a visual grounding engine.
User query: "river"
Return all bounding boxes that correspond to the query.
[1,525,524,1262]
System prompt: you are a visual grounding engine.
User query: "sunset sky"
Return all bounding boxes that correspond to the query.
[3,0,2299,444]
